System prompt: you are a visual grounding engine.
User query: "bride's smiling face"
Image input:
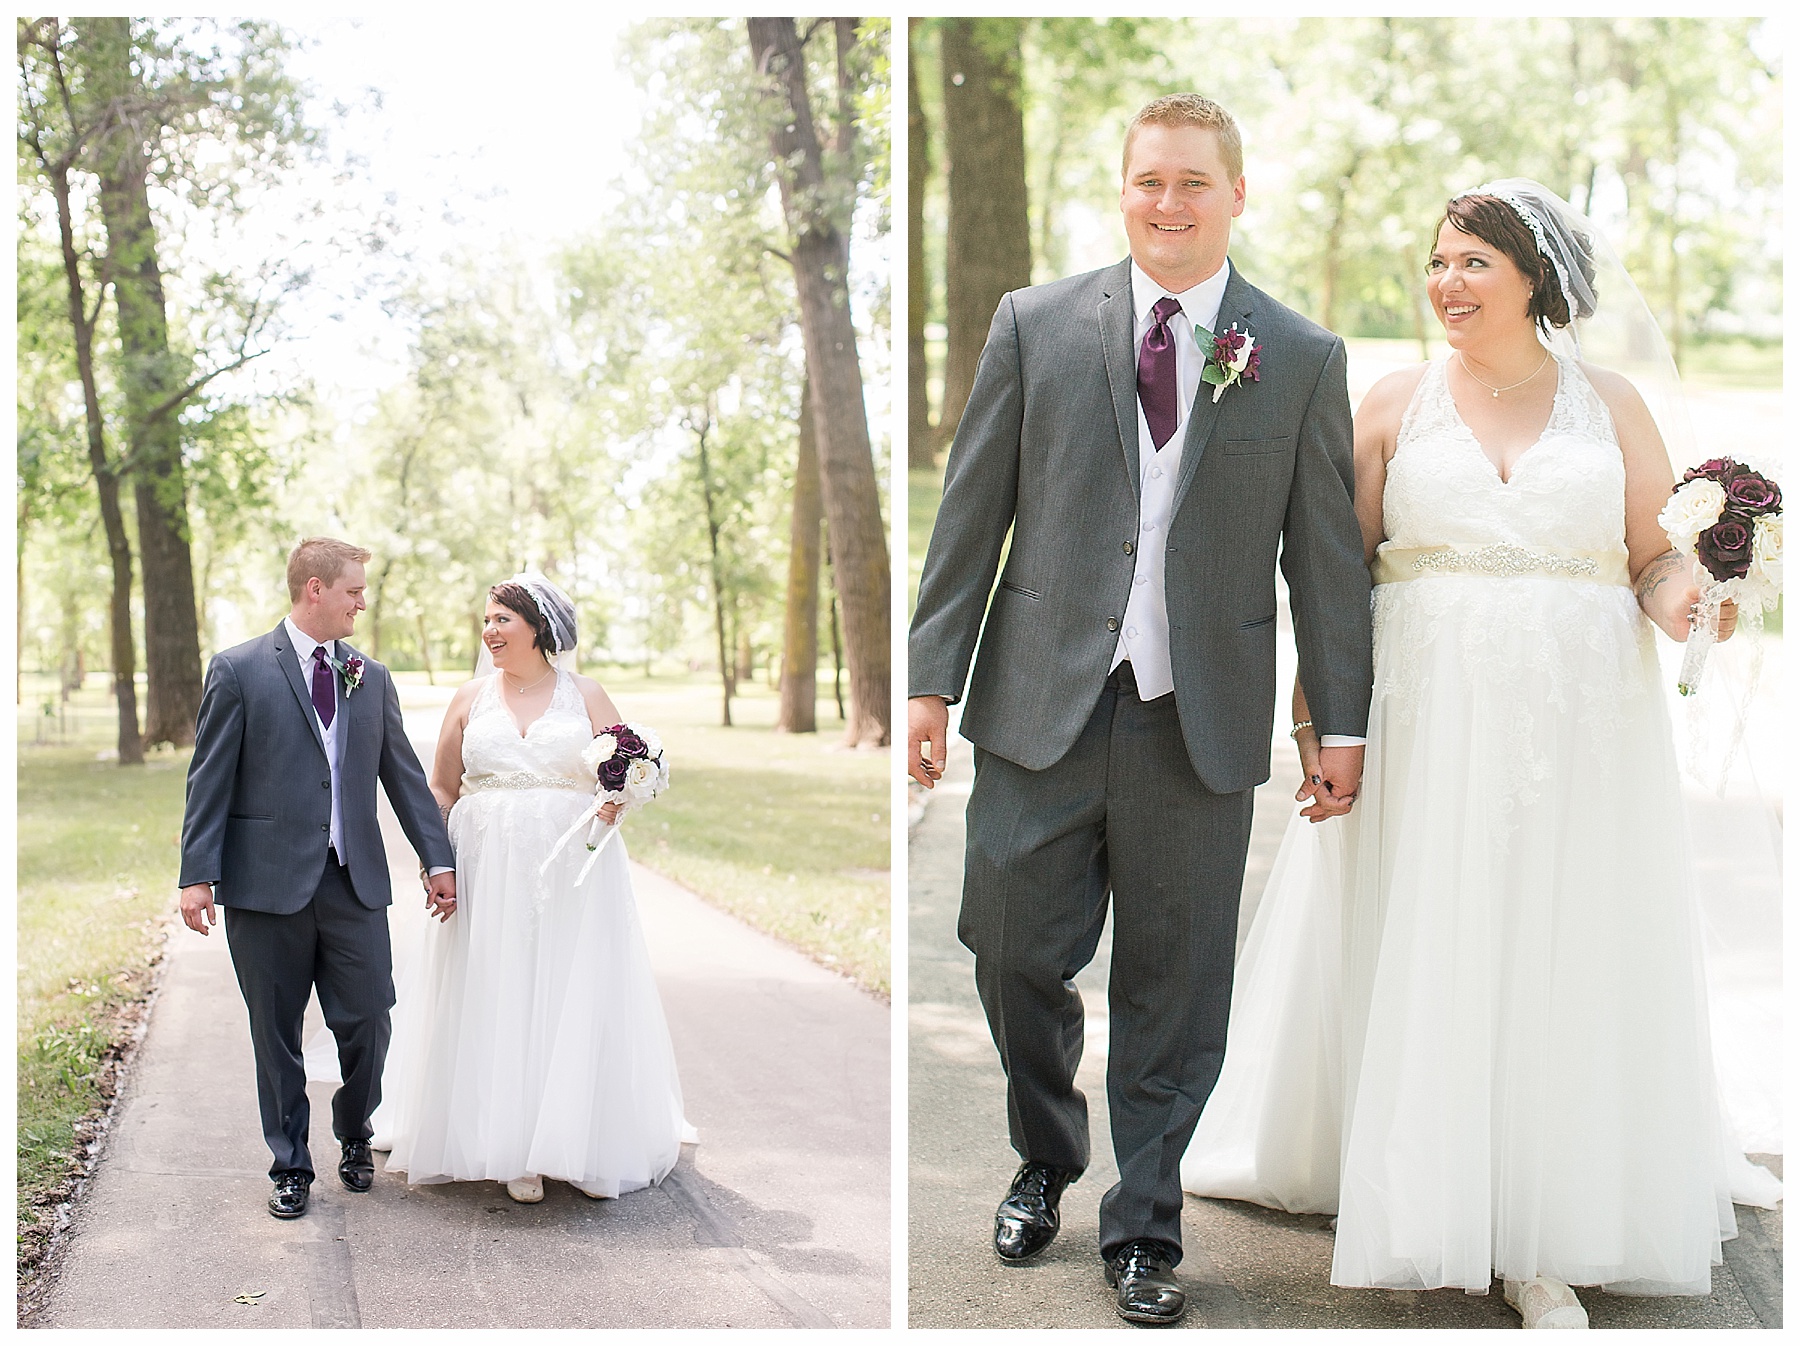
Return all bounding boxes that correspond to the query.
[483,600,547,673]
[1426,221,1534,346]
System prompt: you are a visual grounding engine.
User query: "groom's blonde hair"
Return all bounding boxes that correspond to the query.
[287,536,372,602]
[1123,94,1244,184]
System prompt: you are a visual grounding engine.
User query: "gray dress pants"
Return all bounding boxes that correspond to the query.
[224,857,395,1180]
[960,661,1254,1263]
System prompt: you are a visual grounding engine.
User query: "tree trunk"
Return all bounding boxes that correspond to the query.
[936,18,1031,451]
[693,415,734,727]
[776,377,822,732]
[748,18,891,748]
[29,45,143,763]
[907,20,936,471]
[87,17,202,749]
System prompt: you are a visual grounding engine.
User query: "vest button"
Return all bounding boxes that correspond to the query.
[1123,541,1135,556]
[1106,617,1120,632]
[320,823,329,832]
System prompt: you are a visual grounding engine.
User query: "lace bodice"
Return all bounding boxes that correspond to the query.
[1383,355,1626,555]
[460,670,593,794]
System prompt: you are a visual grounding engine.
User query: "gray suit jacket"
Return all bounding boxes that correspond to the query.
[178,624,454,914]
[909,259,1373,792]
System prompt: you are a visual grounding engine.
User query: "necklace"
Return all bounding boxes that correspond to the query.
[503,663,554,693]
[1458,348,1550,398]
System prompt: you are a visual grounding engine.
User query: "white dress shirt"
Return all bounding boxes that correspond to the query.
[1112,261,1364,747]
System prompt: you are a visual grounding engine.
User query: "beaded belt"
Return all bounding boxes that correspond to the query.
[1371,542,1630,588]
[461,770,589,795]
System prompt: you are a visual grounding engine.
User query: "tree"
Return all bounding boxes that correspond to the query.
[906,20,934,470]
[934,19,1030,450]
[747,17,891,747]
[776,377,822,732]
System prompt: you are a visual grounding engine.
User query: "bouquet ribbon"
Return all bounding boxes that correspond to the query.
[541,798,621,884]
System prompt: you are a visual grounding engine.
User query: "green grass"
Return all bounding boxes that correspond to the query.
[1678,338,1782,389]
[17,682,186,1261]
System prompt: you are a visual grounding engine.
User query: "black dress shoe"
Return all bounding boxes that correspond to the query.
[994,1162,1075,1262]
[339,1139,375,1192]
[1105,1240,1185,1325]
[269,1171,312,1219]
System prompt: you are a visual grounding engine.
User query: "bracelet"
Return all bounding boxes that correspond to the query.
[1288,719,1315,740]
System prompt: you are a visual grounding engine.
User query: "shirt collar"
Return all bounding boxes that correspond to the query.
[283,616,334,665]
[1130,257,1232,335]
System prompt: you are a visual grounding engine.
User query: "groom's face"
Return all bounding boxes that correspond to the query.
[306,561,367,641]
[1120,124,1245,293]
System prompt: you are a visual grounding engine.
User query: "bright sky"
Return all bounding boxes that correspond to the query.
[252,14,644,414]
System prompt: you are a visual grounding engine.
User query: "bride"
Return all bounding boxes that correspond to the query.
[373,573,691,1203]
[1180,181,1780,1325]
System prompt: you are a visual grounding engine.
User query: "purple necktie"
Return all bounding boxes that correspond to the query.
[1137,294,1184,451]
[311,646,336,730]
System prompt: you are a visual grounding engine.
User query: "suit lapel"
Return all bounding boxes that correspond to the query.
[1171,266,1258,519]
[331,640,354,762]
[1096,259,1142,509]
[271,623,329,758]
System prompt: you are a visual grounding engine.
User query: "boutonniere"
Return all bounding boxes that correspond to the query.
[325,650,365,696]
[1196,322,1261,403]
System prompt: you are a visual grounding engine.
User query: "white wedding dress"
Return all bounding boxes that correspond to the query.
[372,670,691,1195]
[1181,356,1781,1295]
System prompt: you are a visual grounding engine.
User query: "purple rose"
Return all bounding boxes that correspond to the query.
[613,727,648,758]
[598,757,630,791]
[1697,512,1755,582]
[1684,457,1742,485]
[1724,471,1780,514]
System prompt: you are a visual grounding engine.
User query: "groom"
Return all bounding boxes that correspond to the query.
[178,537,456,1219]
[909,95,1373,1324]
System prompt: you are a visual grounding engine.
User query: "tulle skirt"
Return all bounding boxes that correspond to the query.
[1182,575,1780,1295]
[373,787,690,1195]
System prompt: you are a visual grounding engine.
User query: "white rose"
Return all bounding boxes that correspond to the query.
[623,756,661,804]
[1658,479,1728,553]
[1747,514,1783,603]
[582,733,618,772]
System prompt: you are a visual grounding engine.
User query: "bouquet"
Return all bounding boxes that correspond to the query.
[1657,458,1782,695]
[542,722,669,883]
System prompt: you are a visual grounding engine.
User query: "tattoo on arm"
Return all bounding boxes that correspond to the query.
[1634,549,1684,605]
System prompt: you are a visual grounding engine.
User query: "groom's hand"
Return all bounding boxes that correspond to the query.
[179,883,217,935]
[425,870,458,922]
[1296,741,1363,822]
[908,696,949,789]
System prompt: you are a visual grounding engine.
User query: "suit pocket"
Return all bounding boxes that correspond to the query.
[1239,613,1276,631]
[999,579,1042,601]
[228,812,276,822]
[1221,436,1291,456]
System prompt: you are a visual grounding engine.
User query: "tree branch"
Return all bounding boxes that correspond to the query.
[141,347,271,428]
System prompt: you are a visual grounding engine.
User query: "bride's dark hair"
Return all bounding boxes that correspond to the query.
[488,582,553,652]
[1442,194,1596,329]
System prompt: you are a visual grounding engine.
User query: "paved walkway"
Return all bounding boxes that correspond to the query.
[38,703,890,1329]
[908,646,1783,1329]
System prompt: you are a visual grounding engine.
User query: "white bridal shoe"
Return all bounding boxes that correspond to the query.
[506,1175,544,1204]
[1505,1277,1589,1329]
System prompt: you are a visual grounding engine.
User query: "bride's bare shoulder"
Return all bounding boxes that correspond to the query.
[1354,363,1431,440]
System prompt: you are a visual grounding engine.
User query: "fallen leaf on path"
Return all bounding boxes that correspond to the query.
[233,1291,267,1305]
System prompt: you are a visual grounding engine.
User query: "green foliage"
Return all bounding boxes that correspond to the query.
[922,18,1781,353]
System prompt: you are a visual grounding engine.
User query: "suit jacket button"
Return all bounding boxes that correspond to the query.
[1106,617,1120,632]
[322,780,331,788]
[320,823,329,832]
[1123,541,1135,556]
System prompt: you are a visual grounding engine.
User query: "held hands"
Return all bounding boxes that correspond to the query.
[424,870,458,922]
[908,696,949,789]
[179,882,217,935]
[1294,732,1364,823]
